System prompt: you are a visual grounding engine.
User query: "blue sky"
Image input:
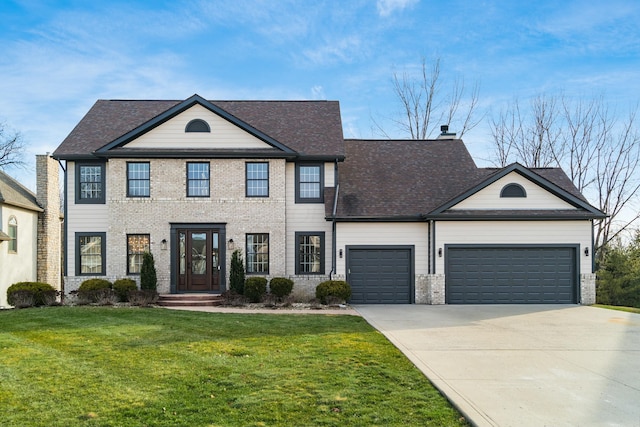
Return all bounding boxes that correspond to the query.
[2,0,640,189]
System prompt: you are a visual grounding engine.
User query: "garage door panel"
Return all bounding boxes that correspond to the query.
[348,247,412,304]
[446,247,577,304]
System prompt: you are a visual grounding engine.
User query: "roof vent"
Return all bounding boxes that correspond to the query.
[437,124,456,140]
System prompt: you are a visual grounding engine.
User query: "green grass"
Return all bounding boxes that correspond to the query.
[593,304,640,314]
[0,307,467,427]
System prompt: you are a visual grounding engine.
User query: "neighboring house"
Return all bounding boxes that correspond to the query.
[0,157,61,307]
[52,94,605,305]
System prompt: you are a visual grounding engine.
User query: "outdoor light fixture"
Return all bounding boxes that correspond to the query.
[228,238,235,250]
[339,249,343,258]
[584,247,589,257]
[438,248,443,257]
[161,239,167,250]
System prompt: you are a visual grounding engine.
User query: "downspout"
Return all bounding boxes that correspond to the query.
[57,159,67,300]
[330,160,339,279]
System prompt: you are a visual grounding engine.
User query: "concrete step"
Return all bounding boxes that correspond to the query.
[157,294,224,307]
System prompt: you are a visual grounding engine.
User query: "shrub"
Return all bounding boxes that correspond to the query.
[269,277,294,299]
[140,252,157,291]
[7,282,57,307]
[8,290,35,308]
[128,289,159,307]
[93,289,119,305]
[316,280,352,304]
[113,278,137,302]
[244,277,268,303]
[230,249,245,294]
[78,278,112,292]
[221,290,248,306]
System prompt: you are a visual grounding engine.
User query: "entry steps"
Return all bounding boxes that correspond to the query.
[157,293,224,307]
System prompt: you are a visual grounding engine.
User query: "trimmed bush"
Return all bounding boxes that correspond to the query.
[7,282,57,307]
[269,277,294,299]
[128,289,159,307]
[78,278,112,292]
[230,249,245,294]
[316,280,352,304]
[140,252,157,291]
[244,277,268,303]
[113,278,137,302]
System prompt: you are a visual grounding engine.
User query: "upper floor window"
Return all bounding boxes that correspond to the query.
[127,234,150,274]
[246,162,269,197]
[246,233,269,274]
[8,216,17,253]
[295,163,323,203]
[76,162,105,204]
[187,162,210,197]
[76,232,106,276]
[500,183,527,198]
[185,119,210,133]
[127,162,150,197]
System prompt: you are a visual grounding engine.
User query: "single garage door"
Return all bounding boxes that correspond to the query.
[347,247,413,304]
[446,246,577,304]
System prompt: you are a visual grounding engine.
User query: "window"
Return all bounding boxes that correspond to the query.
[295,164,324,203]
[127,234,150,274]
[246,233,269,274]
[500,183,527,198]
[187,162,210,197]
[295,232,325,274]
[185,119,211,132]
[76,232,106,275]
[76,163,105,204]
[127,162,150,197]
[8,216,17,253]
[246,162,269,197]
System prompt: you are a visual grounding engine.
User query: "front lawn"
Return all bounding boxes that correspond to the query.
[0,307,467,426]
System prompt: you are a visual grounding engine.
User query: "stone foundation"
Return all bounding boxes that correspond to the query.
[580,273,596,305]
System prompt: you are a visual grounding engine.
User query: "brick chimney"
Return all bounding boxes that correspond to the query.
[36,154,62,291]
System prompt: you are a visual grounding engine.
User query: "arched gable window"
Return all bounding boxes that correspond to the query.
[8,216,17,253]
[185,119,211,133]
[500,183,527,198]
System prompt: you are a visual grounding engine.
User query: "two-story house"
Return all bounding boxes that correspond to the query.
[53,94,605,305]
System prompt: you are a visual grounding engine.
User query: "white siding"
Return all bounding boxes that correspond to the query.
[452,172,576,210]
[0,205,38,307]
[125,104,272,149]
[285,162,333,275]
[66,161,109,276]
[434,220,593,275]
[335,222,429,275]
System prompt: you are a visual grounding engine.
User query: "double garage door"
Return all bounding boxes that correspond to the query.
[446,246,578,304]
[347,247,413,304]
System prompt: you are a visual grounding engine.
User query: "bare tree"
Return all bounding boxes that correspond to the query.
[378,57,481,139]
[489,95,640,256]
[0,121,25,169]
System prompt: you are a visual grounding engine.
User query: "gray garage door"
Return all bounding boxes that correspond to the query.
[347,247,413,304]
[446,246,577,304]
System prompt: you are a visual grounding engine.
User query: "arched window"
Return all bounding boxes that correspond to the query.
[185,119,211,133]
[8,216,17,253]
[500,183,527,198]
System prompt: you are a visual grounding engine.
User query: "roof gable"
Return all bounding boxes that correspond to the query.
[118,103,275,151]
[429,163,605,218]
[53,95,345,160]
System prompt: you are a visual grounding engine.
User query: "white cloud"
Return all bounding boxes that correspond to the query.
[311,85,326,100]
[376,0,419,17]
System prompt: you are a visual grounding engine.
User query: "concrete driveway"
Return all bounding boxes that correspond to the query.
[354,305,640,427]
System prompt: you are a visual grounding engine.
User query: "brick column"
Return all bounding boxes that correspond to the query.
[36,155,62,290]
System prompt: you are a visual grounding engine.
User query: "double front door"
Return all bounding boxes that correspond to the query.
[177,229,221,292]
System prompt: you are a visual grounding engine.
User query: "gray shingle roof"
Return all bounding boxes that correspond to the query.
[53,98,345,159]
[334,139,483,218]
[0,170,42,212]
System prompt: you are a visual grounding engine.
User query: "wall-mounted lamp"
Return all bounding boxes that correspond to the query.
[339,249,343,258]
[228,238,235,250]
[438,248,443,257]
[584,247,589,257]
[161,239,167,251]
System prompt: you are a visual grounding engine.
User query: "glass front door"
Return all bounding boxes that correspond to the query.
[177,229,221,292]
